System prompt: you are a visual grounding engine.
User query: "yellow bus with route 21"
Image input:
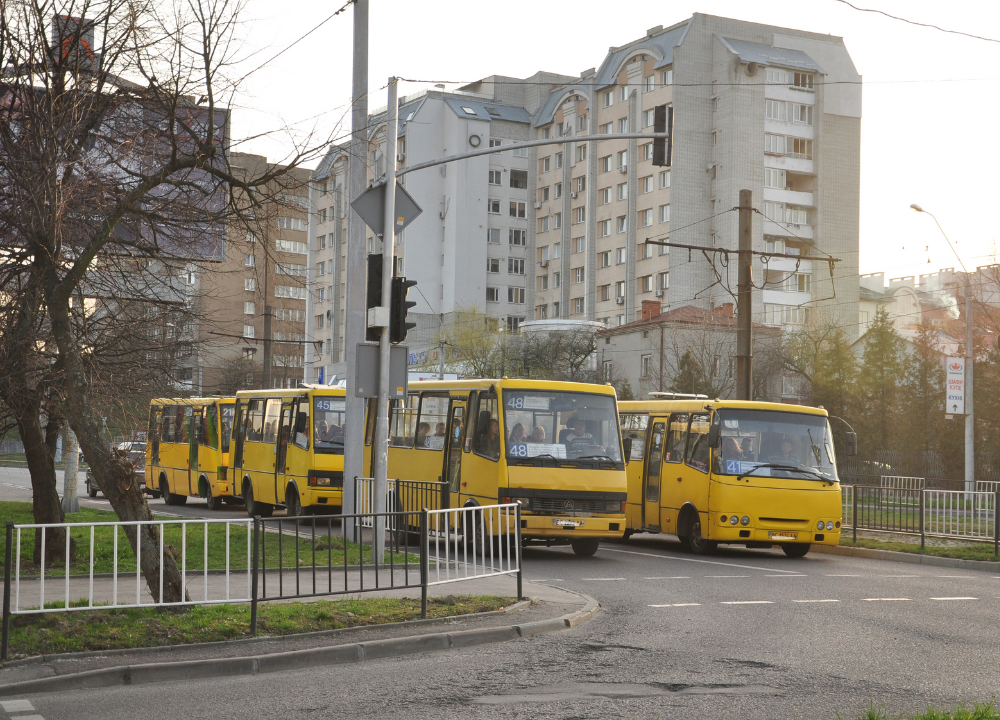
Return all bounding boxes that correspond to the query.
[146,397,236,509]
[366,378,628,556]
[619,396,851,557]
[230,386,346,517]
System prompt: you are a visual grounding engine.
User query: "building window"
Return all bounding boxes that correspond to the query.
[489,138,504,148]
[765,99,787,121]
[276,238,309,255]
[243,324,255,339]
[600,155,612,173]
[657,272,668,290]
[640,275,654,293]
[573,267,584,284]
[659,171,671,190]
[318,234,326,249]
[275,285,307,300]
[766,68,786,85]
[764,303,811,325]
[617,182,627,201]
[644,75,655,92]
[487,258,500,273]
[615,247,626,265]
[539,216,550,233]
[246,232,257,243]
[600,187,612,205]
[574,207,586,224]
[791,103,813,125]
[602,90,614,108]
[617,117,628,134]
[661,68,672,85]
[554,182,562,198]
[573,237,585,254]
[512,146,527,158]
[552,301,560,317]
[785,273,812,293]
[658,204,671,223]
[552,242,561,259]
[538,275,548,290]
[506,316,524,332]
[575,145,587,163]
[574,176,586,193]
[488,200,501,214]
[510,202,526,218]
[555,153,563,168]
[553,272,560,288]
[573,297,584,314]
[642,143,653,161]
[616,216,627,234]
[540,157,550,173]
[244,254,255,267]
[619,86,628,102]
[489,169,503,185]
[790,137,813,160]
[640,175,653,193]
[537,304,548,318]
[639,242,653,260]
[578,115,587,130]
[617,150,628,168]
[599,284,611,301]
[276,217,307,231]
[764,168,786,189]
[615,280,625,298]
[245,278,257,291]
[508,258,525,275]
[599,219,611,237]
[764,133,786,155]
[641,354,651,377]
[487,287,500,303]
[603,360,613,381]
[601,122,613,135]
[488,228,501,244]
[244,301,255,315]
[508,287,525,304]
[277,263,308,278]
[538,245,550,263]
[792,72,814,90]
[553,212,562,229]
[639,209,653,228]
[510,229,526,246]
[540,186,550,203]
[642,108,655,128]
[315,314,324,329]
[599,251,611,268]
[510,169,528,189]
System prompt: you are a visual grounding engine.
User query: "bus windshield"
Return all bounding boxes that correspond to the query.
[502,390,623,463]
[313,397,346,454]
[220,404,234,453]
[714,409,838,482]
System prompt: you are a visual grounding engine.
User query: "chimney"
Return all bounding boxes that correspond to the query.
[641,300,661,321]
[715,302,734,318]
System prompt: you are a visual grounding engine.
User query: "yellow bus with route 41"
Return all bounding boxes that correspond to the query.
[230,386,346,518]
[366,378,628,556]
[146,397,236,509]
[619,396,851,557]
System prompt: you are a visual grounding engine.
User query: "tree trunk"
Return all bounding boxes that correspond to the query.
[15,402,69,567]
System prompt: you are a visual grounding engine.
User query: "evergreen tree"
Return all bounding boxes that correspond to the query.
[671,350,710,396]
[856,306,906,453]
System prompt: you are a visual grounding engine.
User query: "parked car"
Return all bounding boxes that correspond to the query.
[86,441,159,498]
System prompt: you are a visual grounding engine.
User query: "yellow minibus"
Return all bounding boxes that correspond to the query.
[146,397,237,509]
[366,379,627,556]
[619,397,847,557]
[230,386,346,517]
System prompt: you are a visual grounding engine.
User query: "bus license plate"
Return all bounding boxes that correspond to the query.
[768,531,797,540]
[554,519,583,528]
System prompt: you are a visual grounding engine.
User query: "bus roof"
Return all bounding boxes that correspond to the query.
[618,399,829,417]
[233,387,347,400]
[407,378,619,396]
[150,396,236,406]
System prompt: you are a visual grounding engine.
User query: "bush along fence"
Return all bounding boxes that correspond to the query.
[1,501,522,661]
[842,480,1000,557]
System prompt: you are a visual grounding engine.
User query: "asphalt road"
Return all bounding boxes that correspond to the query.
[2,508,998,720]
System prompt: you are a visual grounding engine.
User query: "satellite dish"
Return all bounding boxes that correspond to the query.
[746,62,759,76]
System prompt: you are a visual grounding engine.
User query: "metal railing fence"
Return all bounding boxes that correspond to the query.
[880,475,925,490]
[354,477,449,528]
[2,502,522,660]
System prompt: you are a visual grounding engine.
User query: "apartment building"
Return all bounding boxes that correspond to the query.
[305,13,862,382]
[190,152,311,393]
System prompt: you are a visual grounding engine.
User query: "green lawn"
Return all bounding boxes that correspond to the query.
[0,501,416,577]
[840,536,999,562]
[855,701,1000,720]
[4,595,512,659]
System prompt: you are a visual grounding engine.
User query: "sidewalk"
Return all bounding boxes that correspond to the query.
[0,579,597,696]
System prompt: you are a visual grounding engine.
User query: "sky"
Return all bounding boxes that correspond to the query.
[228,0,1000,283]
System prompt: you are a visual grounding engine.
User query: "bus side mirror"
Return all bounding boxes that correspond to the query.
[622,437,632,463]
[707,422,720,448]
[844,432,858,456]
[295,411,308,434]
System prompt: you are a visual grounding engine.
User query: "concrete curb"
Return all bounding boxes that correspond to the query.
[810,543,1000,571]
[1,599,532,669]
[0,595,600,697]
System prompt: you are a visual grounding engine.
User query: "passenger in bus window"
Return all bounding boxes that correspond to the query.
[565,418,593,450]
[434,422,447,437]
[529,426,546,443]
[721,437,742,462]
[416,422,430,447]
[508,423,526,445]
[479,419,501,459]
[740,437,754,460]
[770,439,801,465]
[315,420,329,442]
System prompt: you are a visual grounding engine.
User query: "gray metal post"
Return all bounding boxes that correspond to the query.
[965,287,975,494]
[515,505,523,601]
[250,516,260,636]
[371,77,398,566]
[919,489,925,549]
[736,189,753,401]
[439,338,445,380]
[994,489,998,560]
[852,488,857,544]
[2,522,12,661]
[420,509,429,619]
[342,0,369,535]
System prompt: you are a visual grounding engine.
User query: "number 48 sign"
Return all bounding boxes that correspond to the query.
[945,357,965,415]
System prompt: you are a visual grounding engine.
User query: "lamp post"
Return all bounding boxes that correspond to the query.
[910,203,974,493]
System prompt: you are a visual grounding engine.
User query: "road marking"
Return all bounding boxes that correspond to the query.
[602,547,802,574]
[930,596,977,601]
[879,575,920,578]
[649,603,702,607]
[936,576,974,579]
[793,599,840,603]
[1,699,35,712]
[825,574,862,577]
[864,597,911,601]
[765,574,806,577]
[720,600,774,605]
[527,579,564,583]
[580,577,626,581]
[645,576,691,580]
[706,575,748,578]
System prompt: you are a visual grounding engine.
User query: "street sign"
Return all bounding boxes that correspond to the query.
[945,356,965,415]
[350,181,422,237]
[354,343,408,399]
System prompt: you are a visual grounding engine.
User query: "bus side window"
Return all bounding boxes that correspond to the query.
[472,391,500,461]
[161,408,175,444]
[664,413,688,463]
[364,398,376,447]
[621,413,648,461]
[179,406,191,444]
[262,399,281,444]
[246,400,264,442]
[685,413,711,473]
[390,394,419,448]
[463,392,478,452]
[292,397,309,450]
[204,405,219,449]
[417,393,449,451]
[193,406,205,447]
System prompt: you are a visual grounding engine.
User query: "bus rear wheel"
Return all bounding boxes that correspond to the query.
[571,538,600,557]
[161,477,186,506]
[781,543,811,558]
[244,482,273,518]
[203,481,223,511]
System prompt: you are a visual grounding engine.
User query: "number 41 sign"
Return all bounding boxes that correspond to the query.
[945,357,965,415]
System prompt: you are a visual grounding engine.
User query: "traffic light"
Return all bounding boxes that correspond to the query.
[366,254,382,342]
[652,104,672,167]
[390,276,417,344]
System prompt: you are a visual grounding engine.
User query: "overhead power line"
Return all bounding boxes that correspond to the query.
[830,0,1000,44]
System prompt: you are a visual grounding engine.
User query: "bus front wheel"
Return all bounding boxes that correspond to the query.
[571,538,600,557]
[781,543,810,558]
[161,477,186,506]
[684,514,717,556]
[286,488,305,518]
[244,482,273,518]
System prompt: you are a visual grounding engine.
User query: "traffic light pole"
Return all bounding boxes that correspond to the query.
[371,77,398,564]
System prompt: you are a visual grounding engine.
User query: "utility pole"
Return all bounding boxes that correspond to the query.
[371,77,398,563]
[736,189,753,401]
[439,336,446,380]
[342,0,368,529]
[262,216,272,389]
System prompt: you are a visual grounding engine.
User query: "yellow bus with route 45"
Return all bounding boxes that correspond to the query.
[146,397,236,509]
[230,386,346,518]
[619,396,850,557]
[366,379,628,556]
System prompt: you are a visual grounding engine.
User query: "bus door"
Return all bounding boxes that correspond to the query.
[643,420,667,531]
[443,401,466,509]
[659,413,690,532]
[149,406,162,471]
[186,406,197,496]
[274,400,294,505]
[232,400,247,493]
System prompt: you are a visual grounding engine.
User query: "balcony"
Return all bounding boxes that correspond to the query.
[763,187,814,207]
[763,219,812,240]
[764,154,813,175]
[764,257,813,273]
[763,84,817,104]
[764,119,814,140]
[763,289,812,305]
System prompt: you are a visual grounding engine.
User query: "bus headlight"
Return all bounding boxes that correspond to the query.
[730,515,739,526]
[817,521,824,530]
[826,521,834,531]
[740,516,750,526]
[606,500,624,512]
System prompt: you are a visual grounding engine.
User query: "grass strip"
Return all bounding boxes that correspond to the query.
[0,501,417,577]
[840,537,999,562]
[854,700,1000,720]
[4,595,511,659]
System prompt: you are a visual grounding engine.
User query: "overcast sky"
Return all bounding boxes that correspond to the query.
[230,0,1000,282]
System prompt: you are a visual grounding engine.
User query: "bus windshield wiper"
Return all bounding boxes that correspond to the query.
[574,454,616,462]
[737,463,834,485]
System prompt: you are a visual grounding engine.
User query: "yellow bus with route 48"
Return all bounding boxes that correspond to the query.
[230,386,346,518]
[619,396,849,557]
[146,397,236,509]
[366,378,628,556]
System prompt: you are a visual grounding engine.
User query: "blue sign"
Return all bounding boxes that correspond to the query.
[725,460,762,475]
[317,366,324,384]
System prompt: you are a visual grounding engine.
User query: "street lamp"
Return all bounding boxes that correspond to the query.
[910,203,975,492]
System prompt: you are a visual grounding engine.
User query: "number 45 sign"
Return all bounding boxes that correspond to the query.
[945,357,965,415]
